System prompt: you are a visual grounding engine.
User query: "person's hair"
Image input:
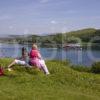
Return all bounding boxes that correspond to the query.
[22,47,27,55]
[32,44,38,50]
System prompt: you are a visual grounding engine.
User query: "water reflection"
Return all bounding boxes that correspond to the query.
[0,43,100,66]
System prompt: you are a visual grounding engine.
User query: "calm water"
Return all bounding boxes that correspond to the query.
[0,43,100,66]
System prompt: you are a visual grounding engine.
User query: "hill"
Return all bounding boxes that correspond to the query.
[0,58,100,100]
[0,28,100,48]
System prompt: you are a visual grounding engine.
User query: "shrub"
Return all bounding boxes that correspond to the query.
[91,62,100,74]
[71,65,90,72]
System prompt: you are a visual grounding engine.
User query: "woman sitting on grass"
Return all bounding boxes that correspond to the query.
[7,44,50,75]
[29,44,50,75]
[8,47,31,71]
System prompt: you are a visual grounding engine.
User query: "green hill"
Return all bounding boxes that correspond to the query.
[0,58,100,100]
[19,28,100,44]
[41,28,100,43]
[1,28,100,49]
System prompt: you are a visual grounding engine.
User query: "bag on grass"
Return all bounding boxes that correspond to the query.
[0,67,4,76]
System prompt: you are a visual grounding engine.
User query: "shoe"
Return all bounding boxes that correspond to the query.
[46,72,50,75]
[8,68,12,71]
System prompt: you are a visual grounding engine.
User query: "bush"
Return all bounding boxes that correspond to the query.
[71,65,91,72]
[91,62,100,74]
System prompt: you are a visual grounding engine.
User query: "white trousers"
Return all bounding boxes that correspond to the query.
[39,59,50,75]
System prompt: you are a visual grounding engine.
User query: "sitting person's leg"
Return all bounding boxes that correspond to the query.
[39,59,50,75]
[8,59,26,71]
[15,60,32,68]
[8,59,17,70]
[29,59,50,74]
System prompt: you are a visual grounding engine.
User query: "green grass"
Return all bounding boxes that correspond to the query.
[0,58,100,100]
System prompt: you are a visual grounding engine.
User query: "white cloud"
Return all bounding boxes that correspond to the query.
[0,15,12,20]
[23,29,29,35]
[66,10,77,14]
[40,0,49,3]
[9,26,14,29]
[50,20,57,24]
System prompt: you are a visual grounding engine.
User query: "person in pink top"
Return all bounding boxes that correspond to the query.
[29,44,50,75]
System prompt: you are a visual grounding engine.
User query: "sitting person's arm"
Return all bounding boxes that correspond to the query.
[37,52,42,59]
[15,57,22,60]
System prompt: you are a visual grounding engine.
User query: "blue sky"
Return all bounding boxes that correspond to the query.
[0,0,100,35]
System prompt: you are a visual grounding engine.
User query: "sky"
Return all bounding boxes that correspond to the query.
[0,0,100,35]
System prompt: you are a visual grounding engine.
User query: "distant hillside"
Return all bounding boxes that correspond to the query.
[66,28,99,42]
[0,28,100,46]
[35,28,100,44]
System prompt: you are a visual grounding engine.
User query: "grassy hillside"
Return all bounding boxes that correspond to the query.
[29,28,100,44]
[0,58,100,100]
[1,28,100,49]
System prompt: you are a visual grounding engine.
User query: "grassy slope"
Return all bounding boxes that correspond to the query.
[0,58,100,100]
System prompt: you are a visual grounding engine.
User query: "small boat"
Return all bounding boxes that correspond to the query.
[63,43,82,50]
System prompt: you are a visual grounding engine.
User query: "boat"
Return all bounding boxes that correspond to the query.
[63,43,82,49]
